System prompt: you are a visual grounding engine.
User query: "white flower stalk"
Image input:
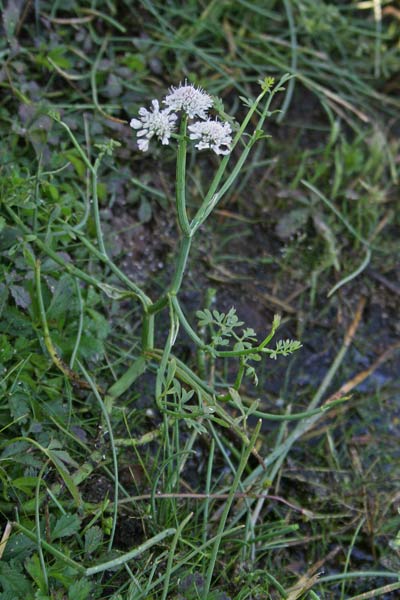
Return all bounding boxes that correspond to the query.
[130,99,177,152]
[163,83,213,119]
[188,119,233,155]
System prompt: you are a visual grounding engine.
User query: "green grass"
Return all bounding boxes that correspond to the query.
[1,1,400,599]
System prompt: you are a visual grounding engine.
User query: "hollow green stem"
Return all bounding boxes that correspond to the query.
[142,313,154,351]
[85,528,176,576]
[259,315,281,349]
[148,294,169,315]
[216,347,271,358]
[171,295,208,349]
[145,348,217,397]
[147,347,347,422]
[170,234,192,294]
[191,77,288,234]
[155,300,179,407]
[176,115,191,236]
[250,397,348,421]
[233,357,246,390]
[148,235,192,317]
[195,88,277,231]
[52,116,94,174]
[192,89,268,231]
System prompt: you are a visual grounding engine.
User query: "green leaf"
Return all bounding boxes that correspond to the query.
[0,226,19,252]
[51,513,81,541]
[10,285,31,309]
[46,454,81,506]
[12,477,39,494]
[0,283,8,317]
[196,308,213,327]
[0,559,33,595]
[1,532,36,563]
[138,197,152,223]
[25,553,47,593]
[2,2,21,39]
[43,182,59,201]
[260,76,275,91]
[48,47,72,70]
[50,448,79,470]
[22,244,36,269]
[71,334,103,361]
[84,526,104,556]
[0,334,13,362]
[86,308,110,340]
[68,578,92,600]
[94,181,106,203]
[245,366,259,386]
[122,53,145,72]
[8,391,31,424]
[269,339,302,359]
[165,358,177,390]
[65,152,86,178]
[46,275,76,322]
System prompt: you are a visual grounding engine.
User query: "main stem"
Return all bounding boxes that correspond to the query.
[142,116,192,346]
[170,235,191,294]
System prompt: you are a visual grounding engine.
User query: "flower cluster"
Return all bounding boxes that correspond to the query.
[188,119,232,155]
[163,83,213,119]
[130,99,177,152]
[130,82,232,155]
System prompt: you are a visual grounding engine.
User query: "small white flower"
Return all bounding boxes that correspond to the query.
[130,99,177,152]
[163,82,213,119]
[188,119,233,155]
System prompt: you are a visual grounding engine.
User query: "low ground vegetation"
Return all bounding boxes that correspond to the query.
[0,1,400,599]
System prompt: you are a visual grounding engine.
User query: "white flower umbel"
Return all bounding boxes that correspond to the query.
[130,99,177,152]
[163,83,213,119]
[188,119,233,155]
